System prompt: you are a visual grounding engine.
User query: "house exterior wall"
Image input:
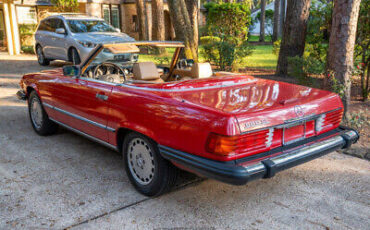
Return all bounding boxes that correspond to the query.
[86,2,102,18]
[1,0,204,55]
[0,0,21,55]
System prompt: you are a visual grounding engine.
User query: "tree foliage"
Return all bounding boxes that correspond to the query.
[51,0,79,12]
[204,2,251,43]
[202,2,253,70]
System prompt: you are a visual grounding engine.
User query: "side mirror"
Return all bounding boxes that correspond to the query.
[63,65,80,77]
[55,28,66,34]
[115,28,121,33]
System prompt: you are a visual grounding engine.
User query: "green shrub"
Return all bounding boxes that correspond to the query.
[272,40,281,55]
[201,39,254,71]
[21,46,35,54]
[19,24,37,35]
[200,36,221,45]
[287,55,325,86]
[198,26,209,38]
[19,24,37,47]
[204,2,251,43]
[203,2,253,70]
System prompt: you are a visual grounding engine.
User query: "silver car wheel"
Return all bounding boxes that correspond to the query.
[128,138,155,185]
[30,97,43,129]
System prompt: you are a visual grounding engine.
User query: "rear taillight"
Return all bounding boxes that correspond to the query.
[315,109,343,134]
[206,129,279,156]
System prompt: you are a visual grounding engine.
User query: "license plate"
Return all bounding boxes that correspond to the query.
[283,123,305,145]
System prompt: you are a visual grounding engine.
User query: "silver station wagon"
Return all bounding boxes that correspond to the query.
[35,13,136,65]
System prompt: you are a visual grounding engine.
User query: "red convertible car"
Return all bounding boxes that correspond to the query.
[17,41,359,196]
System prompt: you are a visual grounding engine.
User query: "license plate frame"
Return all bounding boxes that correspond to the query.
[282,121,306,145]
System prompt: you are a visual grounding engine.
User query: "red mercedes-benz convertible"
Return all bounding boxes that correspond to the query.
[17,41,359,196]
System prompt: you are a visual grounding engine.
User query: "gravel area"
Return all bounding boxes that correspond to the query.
[0,54,369,229]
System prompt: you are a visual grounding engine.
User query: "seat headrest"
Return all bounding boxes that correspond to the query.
[133,62,160,80]
[191,62,213,78]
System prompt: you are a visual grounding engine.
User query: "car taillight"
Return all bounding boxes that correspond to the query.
[206,129,279,156]
[315,109,343,135]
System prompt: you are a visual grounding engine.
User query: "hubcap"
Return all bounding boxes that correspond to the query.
[30,97,43,129]
[128,138,155,185]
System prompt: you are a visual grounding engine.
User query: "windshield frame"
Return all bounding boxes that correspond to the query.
[79,41,185,82]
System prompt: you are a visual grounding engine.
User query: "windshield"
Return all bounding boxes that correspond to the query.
[67,20,116,33]
[82,44,181,84]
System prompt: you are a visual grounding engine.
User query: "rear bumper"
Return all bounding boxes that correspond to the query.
[159,126,359,185]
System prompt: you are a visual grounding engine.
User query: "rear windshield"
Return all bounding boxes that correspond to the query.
[67,20,116,33]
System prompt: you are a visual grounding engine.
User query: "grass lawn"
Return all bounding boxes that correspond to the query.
[199,44,277,70]
[242,45,277,69]
[248,35,273,42]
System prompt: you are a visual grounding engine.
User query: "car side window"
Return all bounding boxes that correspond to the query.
[49,19,59,32]
[55,19,66,30]
[38,20,50,31]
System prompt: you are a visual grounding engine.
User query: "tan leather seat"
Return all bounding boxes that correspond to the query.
[173,62,213,79]
[132,62,164,83]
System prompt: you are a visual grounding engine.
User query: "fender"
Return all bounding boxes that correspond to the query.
[110,121,158,147]
[25,82,40,98]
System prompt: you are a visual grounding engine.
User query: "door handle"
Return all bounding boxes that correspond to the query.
[96,93,108,101]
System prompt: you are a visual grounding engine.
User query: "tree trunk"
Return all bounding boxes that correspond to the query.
[276,0,311,76]
[186,0,198,53]
[279,0,286,37]
[167,0,198,60]
[135,0,147,40]
[259,0,266,42]
[272,0,280,42]
[152,0,165,41]
[326,0,361,115]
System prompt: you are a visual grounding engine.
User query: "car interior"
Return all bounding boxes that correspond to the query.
[80,43,216,84]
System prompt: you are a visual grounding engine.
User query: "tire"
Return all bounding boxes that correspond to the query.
[28,91,58,136]
[36,45,50,66]
[70,48,81,65]
[123,132,178,196]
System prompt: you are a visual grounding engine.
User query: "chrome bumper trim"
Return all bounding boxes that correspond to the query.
[270,135,343,165]
[244,129,359,179]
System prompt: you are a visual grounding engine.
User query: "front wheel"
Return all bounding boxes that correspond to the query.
[28,91,58,135]
[36,45,50,66]
[123,132,178,196]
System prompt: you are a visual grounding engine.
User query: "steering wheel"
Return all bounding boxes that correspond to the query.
[93,62,126,81]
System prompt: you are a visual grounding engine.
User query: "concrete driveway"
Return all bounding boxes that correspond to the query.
[0,55,369,229]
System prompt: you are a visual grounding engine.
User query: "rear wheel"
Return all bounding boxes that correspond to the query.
[70,48,81,65]
[123,132,178,196]
[28,91,58,135]
[36,45,50,66]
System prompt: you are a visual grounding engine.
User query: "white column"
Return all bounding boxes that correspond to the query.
[2,3,14,55]
[9,3,20,54]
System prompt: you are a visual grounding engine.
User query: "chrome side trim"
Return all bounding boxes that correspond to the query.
[43,102,115,132]
[50,118,118,151]
[79,77,118,86]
